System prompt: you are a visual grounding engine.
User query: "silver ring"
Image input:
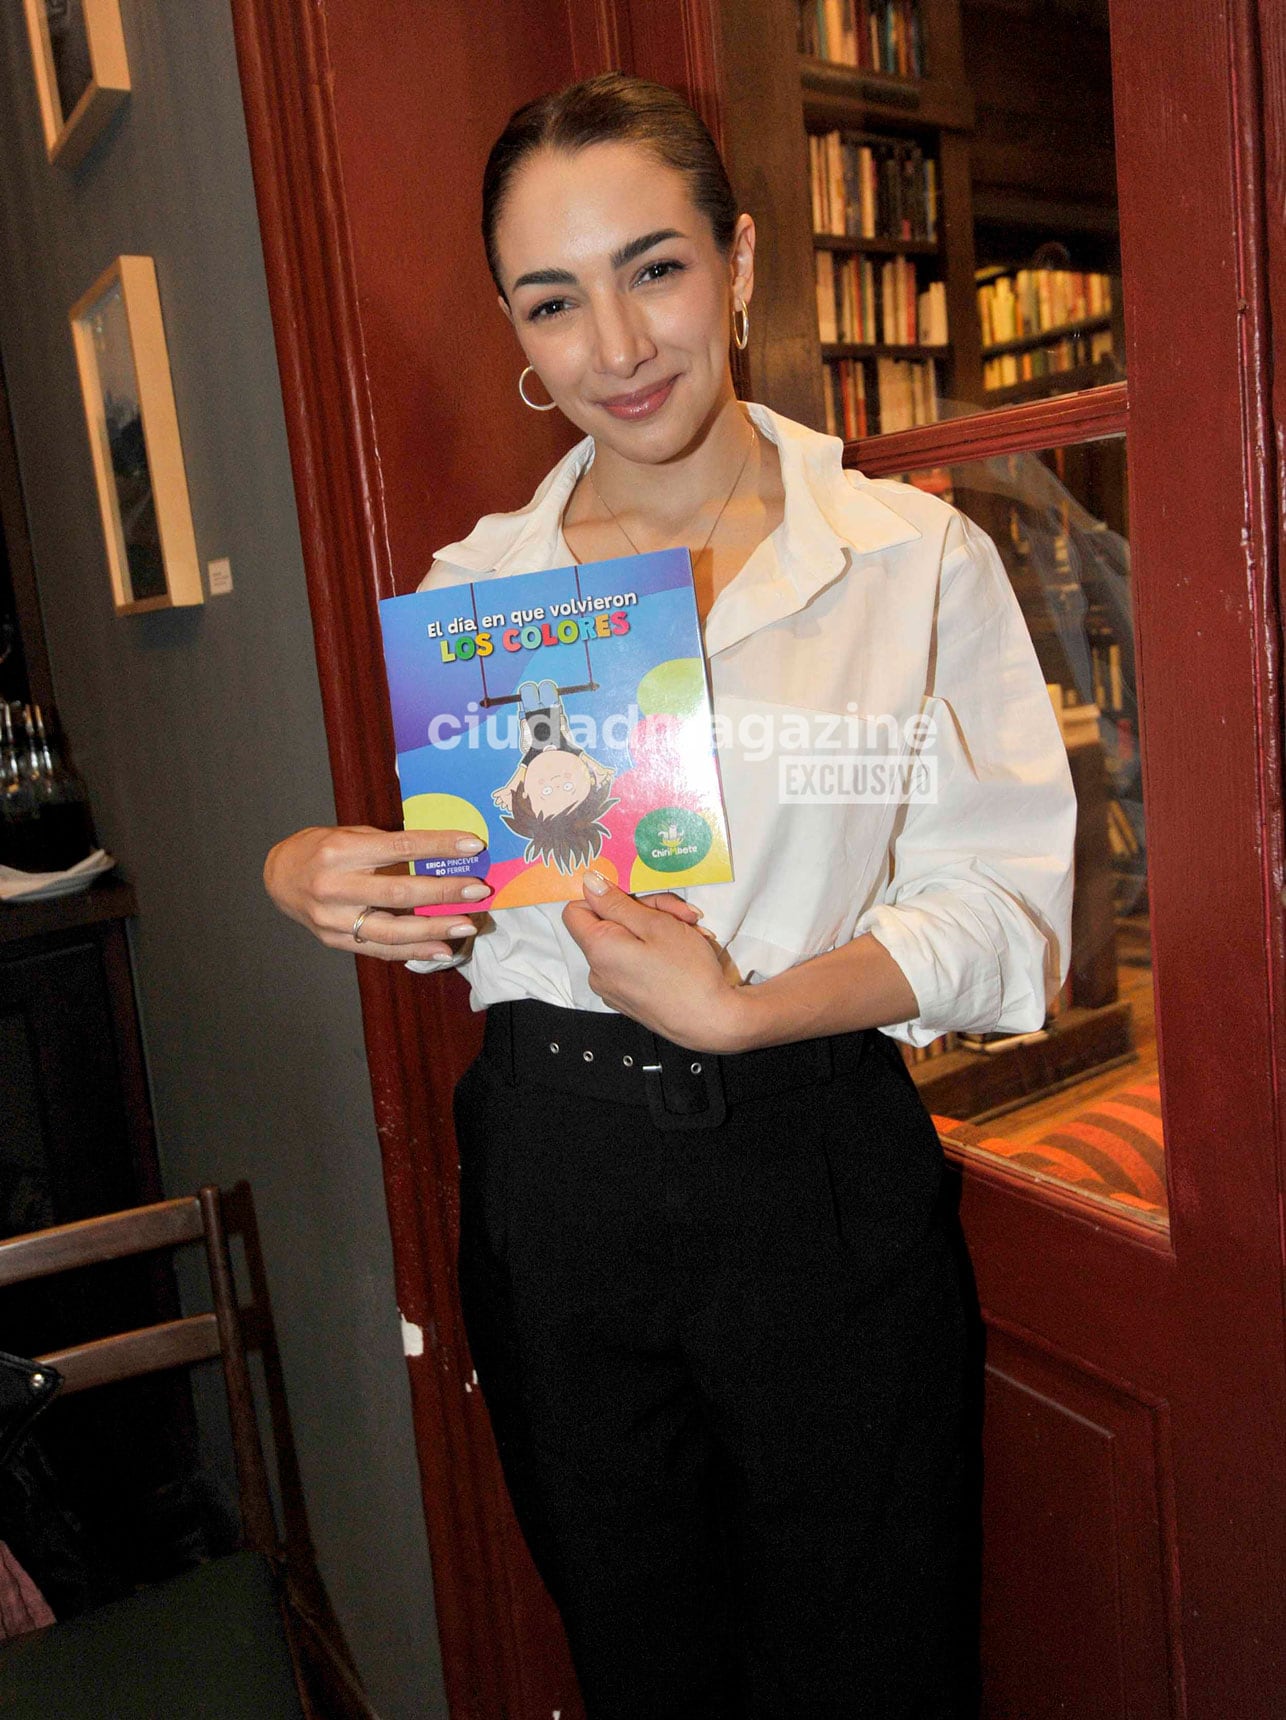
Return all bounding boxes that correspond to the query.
[351,906,376,944]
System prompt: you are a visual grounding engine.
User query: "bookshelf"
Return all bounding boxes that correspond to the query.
[808,122,951,433]
[720,0,1125,420]
[714,0,980,428]
[796,1,982,432]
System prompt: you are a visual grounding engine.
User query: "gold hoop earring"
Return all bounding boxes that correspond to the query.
[518,365,557,411]
[732,299,750,351]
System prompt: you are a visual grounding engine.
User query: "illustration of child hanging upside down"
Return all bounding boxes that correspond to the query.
[492,678,620,874]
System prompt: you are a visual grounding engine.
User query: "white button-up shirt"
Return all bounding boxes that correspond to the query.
[406,402,1077,1048]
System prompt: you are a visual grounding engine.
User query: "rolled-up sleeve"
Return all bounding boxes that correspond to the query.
[853,511,1078,1048]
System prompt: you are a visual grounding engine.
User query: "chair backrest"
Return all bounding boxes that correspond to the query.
[0,1186,278,1558]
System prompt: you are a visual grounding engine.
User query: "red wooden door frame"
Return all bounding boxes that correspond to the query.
[228,0,1286,1713]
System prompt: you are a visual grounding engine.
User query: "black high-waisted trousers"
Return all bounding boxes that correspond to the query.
[452,1000,979,1719]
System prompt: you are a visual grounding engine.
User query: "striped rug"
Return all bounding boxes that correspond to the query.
[933,1079,1167,1216]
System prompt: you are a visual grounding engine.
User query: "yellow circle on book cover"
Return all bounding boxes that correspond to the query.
[402,792,488,847]
[636,656,706,719]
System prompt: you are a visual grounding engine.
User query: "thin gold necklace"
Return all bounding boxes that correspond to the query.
[567,423,758,566]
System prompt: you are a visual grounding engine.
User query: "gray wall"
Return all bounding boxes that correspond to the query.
[0,5,444,1715]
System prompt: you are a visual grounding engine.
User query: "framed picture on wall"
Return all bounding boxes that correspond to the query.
[70,256,203,616]
[22,0,131,169]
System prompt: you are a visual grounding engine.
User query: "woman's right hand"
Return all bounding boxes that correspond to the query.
[263,824,493,962]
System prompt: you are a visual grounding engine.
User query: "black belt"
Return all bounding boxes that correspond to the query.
[479,998,879,1132]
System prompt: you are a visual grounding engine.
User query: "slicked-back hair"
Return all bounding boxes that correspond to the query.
[482,72,739,296]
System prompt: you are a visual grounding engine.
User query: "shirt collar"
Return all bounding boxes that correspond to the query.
[705,403,921,655]
[429,402,920,655]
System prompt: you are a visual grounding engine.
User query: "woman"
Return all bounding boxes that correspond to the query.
[265,73,1077,1719]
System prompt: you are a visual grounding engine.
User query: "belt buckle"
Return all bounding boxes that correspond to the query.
[638,1028,728,1131]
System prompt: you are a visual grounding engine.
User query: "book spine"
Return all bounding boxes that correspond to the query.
[827,132,844,235]
[815,252,837,343]
[824,0,845,62]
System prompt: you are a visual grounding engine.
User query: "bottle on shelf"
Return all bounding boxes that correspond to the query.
[0,701,97,874]
[27,703,97,871]
[0,701,39,871]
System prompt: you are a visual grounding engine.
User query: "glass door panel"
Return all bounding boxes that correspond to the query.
[899,434,1165,1229]
[788,0,1153,1221]
[961,0,1124,409]
[799,0,1124,433]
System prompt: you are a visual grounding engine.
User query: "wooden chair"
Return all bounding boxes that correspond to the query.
[0,1184,379,1720]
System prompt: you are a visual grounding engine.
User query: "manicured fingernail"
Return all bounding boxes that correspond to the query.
[457,837,484,853]
[583,870,610,895]
[688,905,704,919]
[460,882,491,899]
[446,922,477,937]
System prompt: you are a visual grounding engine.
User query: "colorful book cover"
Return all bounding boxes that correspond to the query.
[377,547,733,916]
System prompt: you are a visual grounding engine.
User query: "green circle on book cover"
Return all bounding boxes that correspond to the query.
[633,807,713,873]
[637,657,704,718]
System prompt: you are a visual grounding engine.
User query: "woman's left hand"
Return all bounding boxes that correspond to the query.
[562,872,748,1051]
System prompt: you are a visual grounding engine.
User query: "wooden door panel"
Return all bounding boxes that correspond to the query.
[981,1326,1177,1720]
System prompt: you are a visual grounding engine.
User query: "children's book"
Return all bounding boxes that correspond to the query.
[377,547,733,916]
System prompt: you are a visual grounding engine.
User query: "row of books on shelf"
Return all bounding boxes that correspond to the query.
[1045,679,1136,761]
[823,355,940,440]
[1041,674,1140,864]
[977,267,1114,348]
[1107,797,1140,860]
[816,253,948,347]
[1046,684,1101,746]
[1047,680,1089,711]
[1045,680,1139,780]
[809,132,938,243]
[796,0,924,76]
[1089,631,1126,713]
[983,327,1115,391]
